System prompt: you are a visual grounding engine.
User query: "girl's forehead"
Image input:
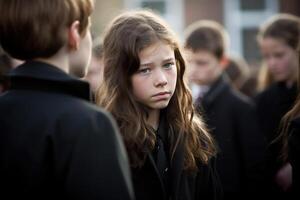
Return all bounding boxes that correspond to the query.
[139,42,175,61]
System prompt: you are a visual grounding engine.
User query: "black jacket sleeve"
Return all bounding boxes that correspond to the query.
[56,111,135,200]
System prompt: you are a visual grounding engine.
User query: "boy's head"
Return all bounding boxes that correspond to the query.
[184,20,229,86]
[0,0,93,61]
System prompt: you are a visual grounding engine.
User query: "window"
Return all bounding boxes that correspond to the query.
[141,0,166,14]
[242,28,261,62]
[240,0,266,11]
[224,0,278,66]
[124,0,184,37]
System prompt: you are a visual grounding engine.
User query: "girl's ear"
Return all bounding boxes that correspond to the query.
[68,20,80,51]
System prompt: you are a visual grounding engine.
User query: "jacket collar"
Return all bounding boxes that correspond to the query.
[146,110,169,199]
[144,111,185,199]
[202,75,229,106]
[154,112,186,199]
[8,61,91,101]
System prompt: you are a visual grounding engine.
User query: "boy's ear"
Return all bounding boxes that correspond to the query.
[220,56,229,69]
[68,20,80,50]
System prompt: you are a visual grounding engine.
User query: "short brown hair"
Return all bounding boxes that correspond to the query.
[0,0,94,60]
[184,20,228,60]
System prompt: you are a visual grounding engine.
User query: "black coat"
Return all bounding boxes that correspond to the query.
[131,114,222,200]
[196,76,267,199]
[255,82,297,143]
[255,82,297,198]
[288,117,300,198]
[0,61,134,200]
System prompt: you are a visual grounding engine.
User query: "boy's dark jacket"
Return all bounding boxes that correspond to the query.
[0,61,134,200]
[195,76,267,199]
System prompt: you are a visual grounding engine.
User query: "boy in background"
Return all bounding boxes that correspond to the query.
[184,20,267,200]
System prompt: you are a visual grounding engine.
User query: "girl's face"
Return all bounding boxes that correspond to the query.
[260,37,298,82]
[131,41,177,111]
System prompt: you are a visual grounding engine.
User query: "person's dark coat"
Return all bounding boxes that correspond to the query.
[0,61,134,200]
[255,82,297,199]
[131,113,222,200]
[288,117,300,198]
[195,76,267,199]
[255,82,297,144]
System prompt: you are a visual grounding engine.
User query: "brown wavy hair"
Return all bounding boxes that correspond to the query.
[96,10,216,170]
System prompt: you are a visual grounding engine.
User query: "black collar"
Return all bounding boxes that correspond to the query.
[203,75,229,105]
[8,61,91,101]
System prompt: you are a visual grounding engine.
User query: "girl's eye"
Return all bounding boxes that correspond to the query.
[163,62,175,69]
[138,68,151,74]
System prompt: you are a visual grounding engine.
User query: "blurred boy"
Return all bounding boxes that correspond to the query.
[184,20,267,200]
[0,0,134,199]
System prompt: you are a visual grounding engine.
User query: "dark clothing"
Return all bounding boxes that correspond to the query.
[153,119,171,196]
[195,76,267,199]
[131,114,222,200]
[289,117,300,198]
[255,82,297,198]
[0,61,134,200]
[255,82,297,144]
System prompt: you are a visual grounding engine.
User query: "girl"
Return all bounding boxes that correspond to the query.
[96,10,221,200]
[255,14,300,198]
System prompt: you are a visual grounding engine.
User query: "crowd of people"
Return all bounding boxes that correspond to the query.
[0,0,299,200]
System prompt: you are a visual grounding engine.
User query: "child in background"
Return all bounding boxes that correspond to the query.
[184,20,267,200]
[255,13,300,199]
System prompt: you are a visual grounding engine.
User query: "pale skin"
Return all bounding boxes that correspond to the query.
[84,56,104,92]
[131,41,177,130]
[260,37,298,88]
[185,50,224,86]
[275,162,292,192]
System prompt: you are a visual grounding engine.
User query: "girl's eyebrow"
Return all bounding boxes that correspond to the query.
[140,62,153,67]
[163,58,175,62]
[140,58,175,67]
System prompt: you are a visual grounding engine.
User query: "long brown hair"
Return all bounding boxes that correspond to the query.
[96,10,216,170]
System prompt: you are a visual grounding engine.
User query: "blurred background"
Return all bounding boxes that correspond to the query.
[91,0,300,69]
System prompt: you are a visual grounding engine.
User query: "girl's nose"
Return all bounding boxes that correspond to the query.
[154,70,168,87]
